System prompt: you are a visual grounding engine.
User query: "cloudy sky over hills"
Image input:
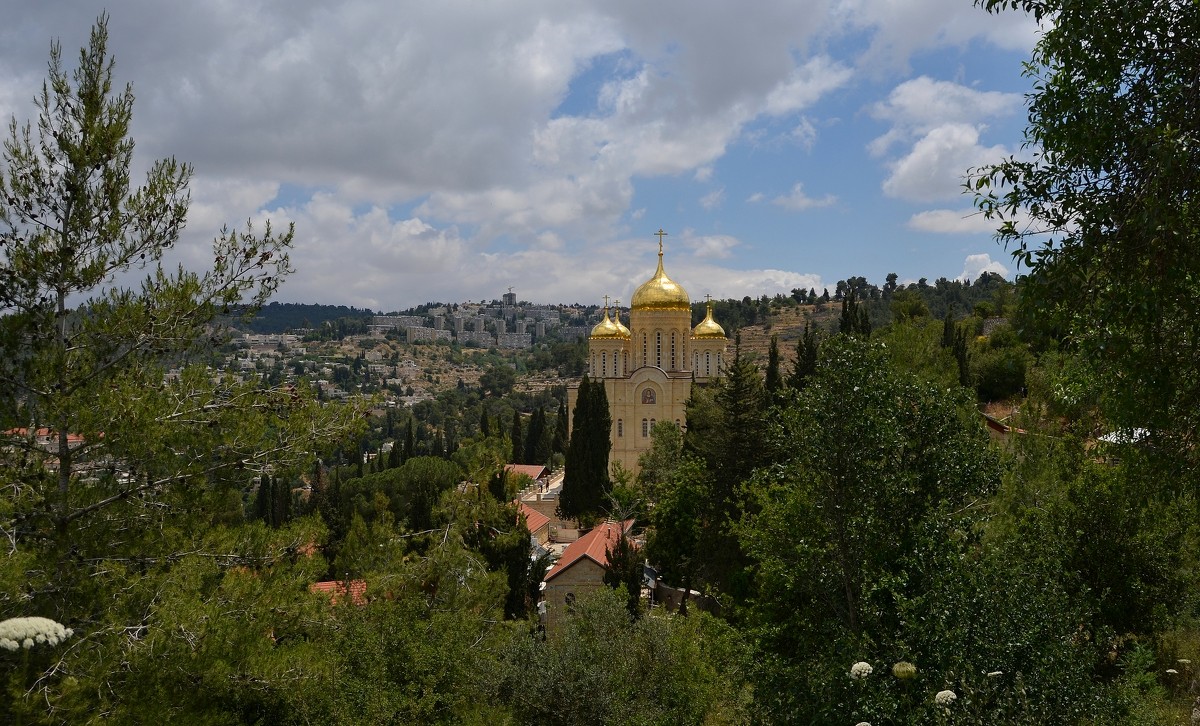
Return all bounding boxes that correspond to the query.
[0,1,1041,311]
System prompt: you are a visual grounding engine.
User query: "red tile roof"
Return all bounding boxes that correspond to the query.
[517,501,550,534]
[309,579,368,606]
[3,427,87,446]
[504,463,547,481]
[544,519,635,582]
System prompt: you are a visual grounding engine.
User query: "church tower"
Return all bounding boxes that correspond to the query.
[568,230,728,477]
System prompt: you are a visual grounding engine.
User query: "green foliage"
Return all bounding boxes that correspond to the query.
[787,321,820,390]
[974,0,1200,469]
[497,588,753,725]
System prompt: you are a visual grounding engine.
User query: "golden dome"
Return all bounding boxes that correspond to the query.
[692,301,726,339]
[631,250,690,311]
[612,311,631,337]
[589,306,626,339]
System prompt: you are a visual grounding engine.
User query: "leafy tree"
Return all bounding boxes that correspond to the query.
[497,588,752,724]
[603,521,643,618]
[734,337,1123,722]
[973,0,1200,471]
[479,363,516,398]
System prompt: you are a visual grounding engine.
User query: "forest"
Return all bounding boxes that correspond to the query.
[3,1,1200,723]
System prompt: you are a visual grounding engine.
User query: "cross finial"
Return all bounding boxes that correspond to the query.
[705,293,712,304]
[655,228,668,255]
[603,294,610,309]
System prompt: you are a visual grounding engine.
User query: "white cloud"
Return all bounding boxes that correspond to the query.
[907,208,1000,234]
[791,117,818,151]
[881,124,1008,202]
[700,188,725,211]
[772,183,837,211]
[683,233,739,260]
[959,252,1009,281]
[763,56,854,116]
[870,76,1021,154]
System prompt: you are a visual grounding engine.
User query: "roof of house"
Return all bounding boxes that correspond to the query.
[504,463,547,481]
[3,427,87,446]
[544,519,635,583]
[309,579,368,606]
[517,501,550,533]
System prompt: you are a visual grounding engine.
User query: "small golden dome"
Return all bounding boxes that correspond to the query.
[631,251,690,311]
[692,301,726,339]
[590,306,625,339]
[611,301,631,337]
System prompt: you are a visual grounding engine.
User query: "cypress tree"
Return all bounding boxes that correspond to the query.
[253,474,271,523]
[561,375,611,520]
[480,407,491,438]
[789,322,820,390]
[511,409,524,464]
[404,418,415,460]
[552,400,569,455]
[765,334,783,397]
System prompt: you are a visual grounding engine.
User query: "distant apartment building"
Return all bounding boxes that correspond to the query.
[497,333,533,349]
[406,326,452,343]
[370,315,426,335]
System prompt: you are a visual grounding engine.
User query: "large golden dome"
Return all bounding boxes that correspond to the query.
[631,251,690,311]
[692,301,726,339]
[589,306,627,339]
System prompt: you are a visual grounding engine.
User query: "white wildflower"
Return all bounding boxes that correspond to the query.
[935,689,957,708]
[850,661,873,680]
[1179,659,1192,665]
[0,617,74,652]
[1167,669,1179,675]
[987,670,1004,678]
[855,722,872,726]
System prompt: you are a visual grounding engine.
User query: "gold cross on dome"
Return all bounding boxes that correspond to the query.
[603,294,610,308]
[654,228,668,254]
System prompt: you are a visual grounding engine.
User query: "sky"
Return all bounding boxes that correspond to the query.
[0,1,1043,312]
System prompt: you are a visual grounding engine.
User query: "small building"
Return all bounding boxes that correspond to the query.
[309,580,368,606]
[541,519,635,632]
[517,501,550,546]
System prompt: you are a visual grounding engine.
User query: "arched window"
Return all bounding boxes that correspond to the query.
[601,351,607,377]
[675,419,681,428]
[641,419,648,437]
[642,333,647,368]
[705,351,711,377]
[655,331,662,368]
[670,332,676,370]
[617,419,623,437]
[650,418,656,431]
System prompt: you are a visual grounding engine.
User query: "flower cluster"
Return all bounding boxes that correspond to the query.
[850,661,873,680]
[935,689,957,708]
[0,617,74,652]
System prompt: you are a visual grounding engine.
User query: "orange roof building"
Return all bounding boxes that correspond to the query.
[308,579,368,606]
[541,519,635,632]
[518,501,551,545]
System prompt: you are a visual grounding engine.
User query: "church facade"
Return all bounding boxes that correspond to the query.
[567,234,728,476]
